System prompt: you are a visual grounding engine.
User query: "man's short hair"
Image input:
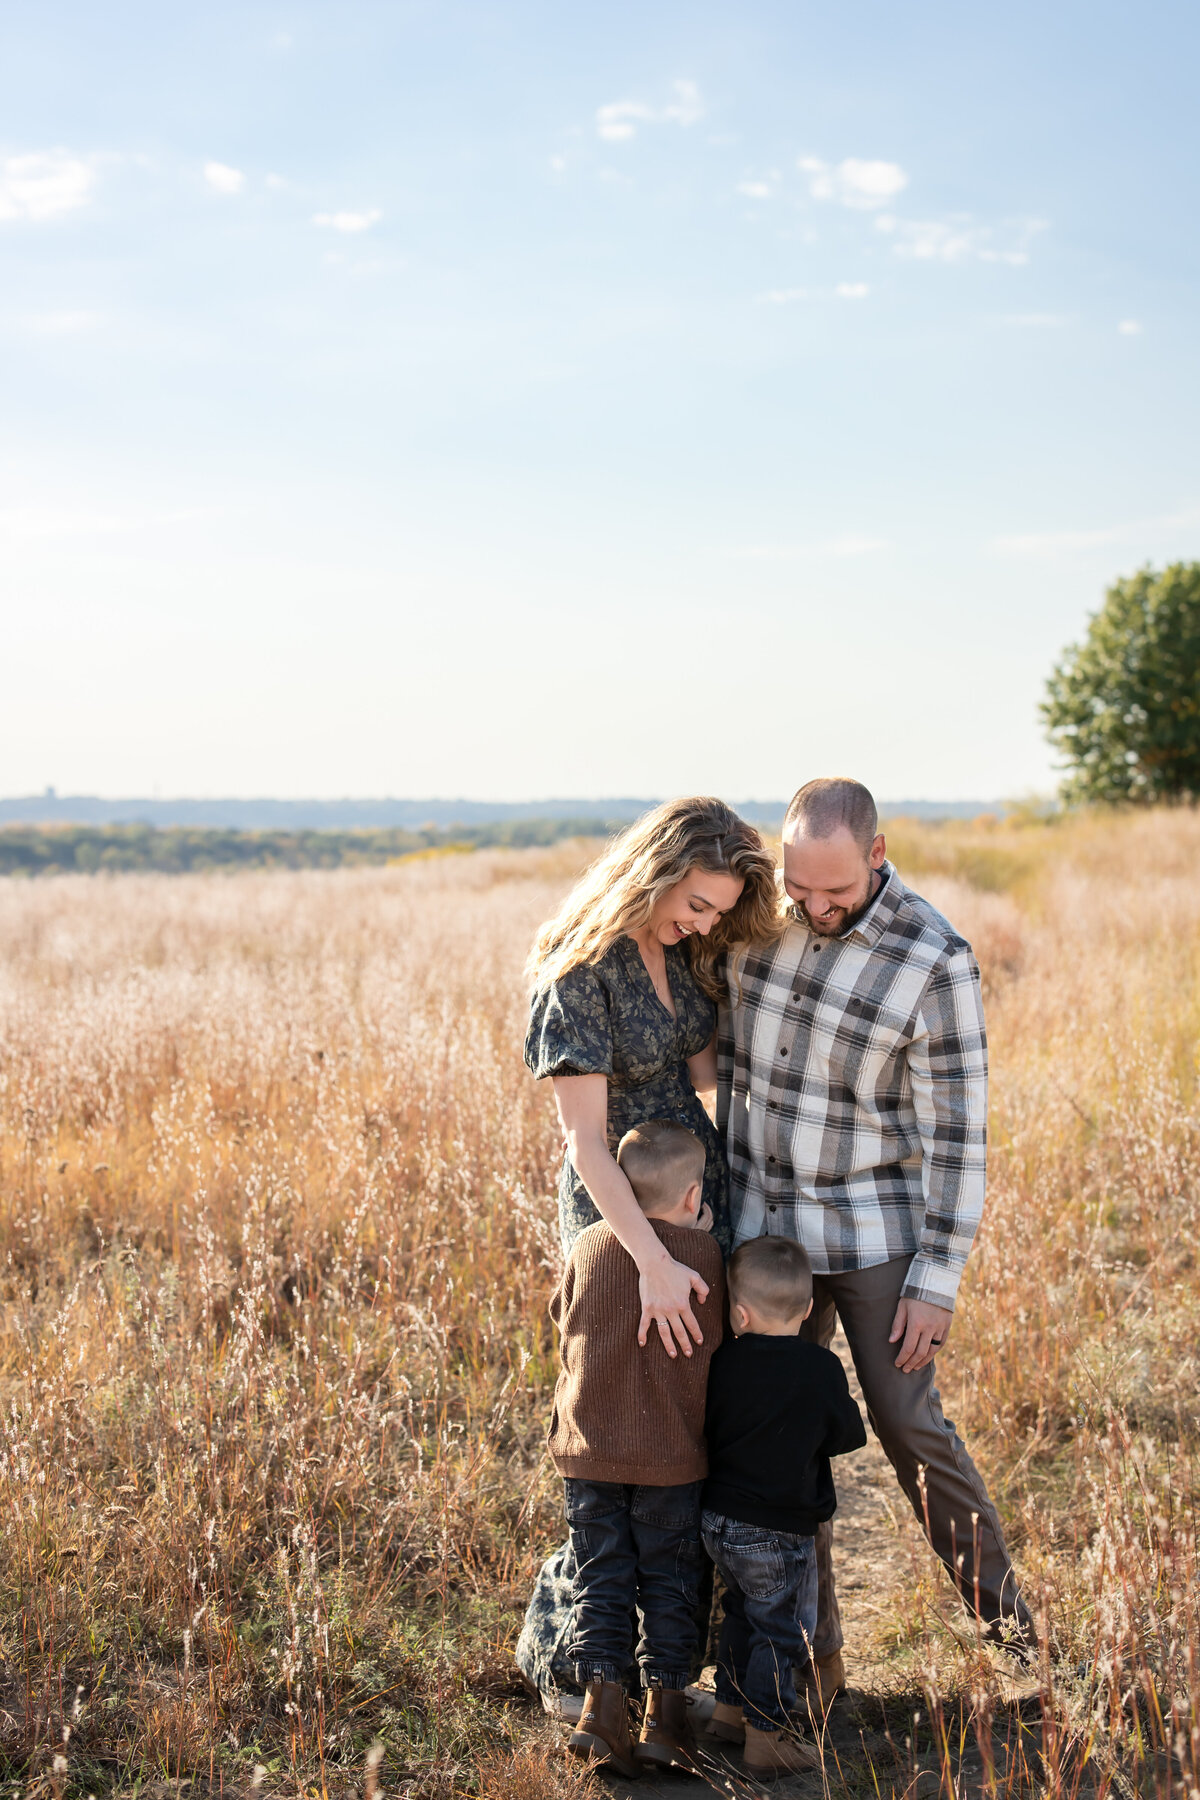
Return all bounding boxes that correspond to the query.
[728,1237,813,1322]
[616,1120,705,1217]
[783,778,879,856]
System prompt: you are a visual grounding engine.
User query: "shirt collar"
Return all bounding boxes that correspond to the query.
[788,860,899,949]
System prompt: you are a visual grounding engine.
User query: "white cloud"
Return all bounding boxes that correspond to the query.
[265,172,289,190]
[596,79,704,142]
[549,154,567,174]
[311,209,382,233]
[9,309,99,335]
[732,536,889,560]
[738,180,773,199]
[800,156,907,209]
[0,504,212,540]
[1118,318,1143,335]
[0,151,95,223]
[991,504,1200,557]
[204,161,245,195]
[883,214,1046,265]
[757,283,870,304]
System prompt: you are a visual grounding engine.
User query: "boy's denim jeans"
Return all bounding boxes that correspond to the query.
[701,1509,818,1731]
[563,1477,704,1689]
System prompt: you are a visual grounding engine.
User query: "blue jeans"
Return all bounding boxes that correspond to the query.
[564,1478,704,1689]
[702,1509,818,1731]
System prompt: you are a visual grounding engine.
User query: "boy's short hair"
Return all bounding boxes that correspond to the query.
[616,1120,705,1217]
[728,1237,813,1322]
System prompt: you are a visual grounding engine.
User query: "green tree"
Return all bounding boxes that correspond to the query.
[1041,561,1200,804]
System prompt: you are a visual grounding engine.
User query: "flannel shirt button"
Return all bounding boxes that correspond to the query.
[767,1155,776,1164]
[768,1204,777,1213]
[812,944,821,953]
[779,1047,788,1057]
[767,1101,777,1111]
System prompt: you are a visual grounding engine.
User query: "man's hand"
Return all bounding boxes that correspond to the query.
[637,1257,709,1359]
[889,1297,952,1372]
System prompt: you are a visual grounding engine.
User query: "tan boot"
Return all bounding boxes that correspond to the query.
[799,1647,846,1713]
[568,1680,641,1778]
[743,1721,821,1778]
[636,1687,702,1775]
[704,1700,746,1744]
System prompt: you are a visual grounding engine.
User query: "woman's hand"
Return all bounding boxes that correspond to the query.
[637,1253,710,1359]
[552,1072,712,1359]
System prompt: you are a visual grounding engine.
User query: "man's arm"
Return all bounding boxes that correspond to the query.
[895,946,988,1367]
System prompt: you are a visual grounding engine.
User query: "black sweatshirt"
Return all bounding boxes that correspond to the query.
[702,1334,867,1534]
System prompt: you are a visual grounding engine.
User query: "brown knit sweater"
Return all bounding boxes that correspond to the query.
[548,1218,726,1486]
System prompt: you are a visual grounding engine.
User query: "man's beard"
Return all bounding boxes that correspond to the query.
[797,872,878,937]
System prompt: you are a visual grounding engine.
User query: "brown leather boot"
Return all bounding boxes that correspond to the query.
[799,1647,846,1713]
[703,1700,746,1744]
[568,1679,641,1778]
[636,1687,702,1774]
[743,1721,821,1778]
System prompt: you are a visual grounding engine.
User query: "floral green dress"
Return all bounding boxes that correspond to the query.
[524,934,731,1255]
[516,936,729,1701]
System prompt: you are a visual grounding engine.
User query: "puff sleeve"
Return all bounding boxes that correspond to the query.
[524,963,614,1080]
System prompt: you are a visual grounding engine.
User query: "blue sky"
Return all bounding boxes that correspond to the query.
[3,0,1197,802]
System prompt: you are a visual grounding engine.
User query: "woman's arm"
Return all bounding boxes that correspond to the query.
[686,1033,718,1121]
[552,1072,710,1358]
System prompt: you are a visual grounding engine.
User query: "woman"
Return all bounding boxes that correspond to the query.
[516,796,781,1703]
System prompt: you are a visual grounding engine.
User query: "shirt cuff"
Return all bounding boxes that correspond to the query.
[900,1253,963,1311]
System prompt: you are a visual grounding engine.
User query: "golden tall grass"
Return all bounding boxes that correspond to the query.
[1,813,1198,1796]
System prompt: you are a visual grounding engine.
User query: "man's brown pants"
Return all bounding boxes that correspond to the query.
[802,1254,1031,1656]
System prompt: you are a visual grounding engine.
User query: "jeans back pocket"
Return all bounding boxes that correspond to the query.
[721,1522,788,1601]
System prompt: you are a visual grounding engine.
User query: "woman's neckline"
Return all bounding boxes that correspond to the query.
[623,932,679,1021]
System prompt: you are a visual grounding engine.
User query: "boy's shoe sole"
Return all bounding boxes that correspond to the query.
[568,1728,641,1779]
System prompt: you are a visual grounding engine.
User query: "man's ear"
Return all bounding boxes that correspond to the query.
[870,831,886,870]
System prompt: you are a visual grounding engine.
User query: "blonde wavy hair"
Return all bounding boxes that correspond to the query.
[528,797,783,1000]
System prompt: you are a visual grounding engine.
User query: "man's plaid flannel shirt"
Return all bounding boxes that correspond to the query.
[717,862,988,1310]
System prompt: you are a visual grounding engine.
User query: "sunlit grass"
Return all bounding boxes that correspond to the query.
[1,815,1198,1795]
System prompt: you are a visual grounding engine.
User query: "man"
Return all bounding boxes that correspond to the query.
[718,777,1033,1702]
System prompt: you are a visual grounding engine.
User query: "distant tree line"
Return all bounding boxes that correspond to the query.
[0,817,625,878]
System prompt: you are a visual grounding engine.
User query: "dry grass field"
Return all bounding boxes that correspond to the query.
[1,811,1199,1798]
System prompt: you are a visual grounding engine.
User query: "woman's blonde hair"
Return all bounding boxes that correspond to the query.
[527,797,782,1000]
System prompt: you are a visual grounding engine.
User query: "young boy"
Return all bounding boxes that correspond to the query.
[702,1237,867,1778]
[547,1119,726,1777]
